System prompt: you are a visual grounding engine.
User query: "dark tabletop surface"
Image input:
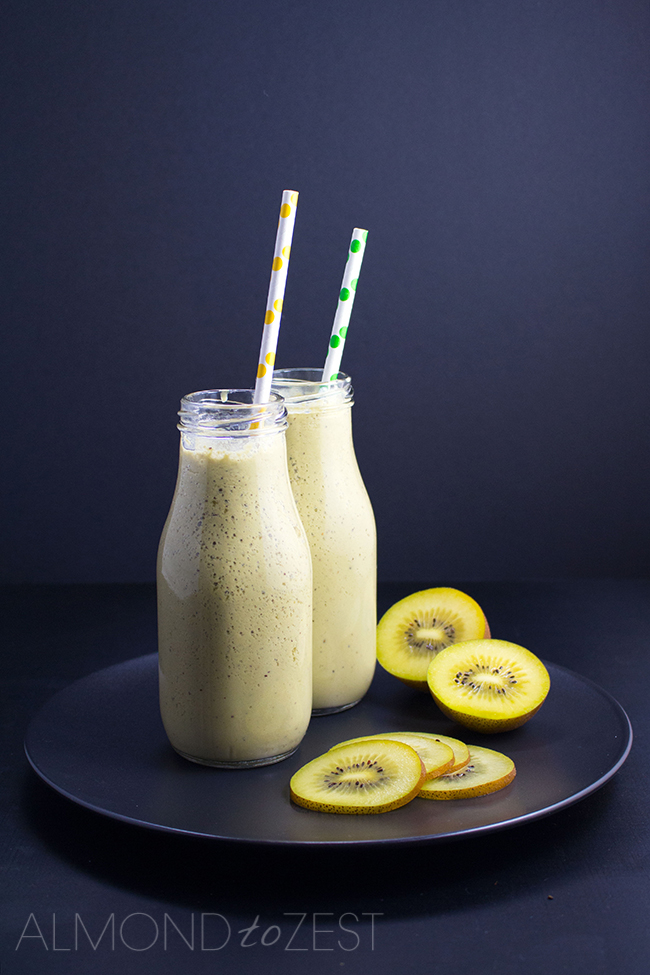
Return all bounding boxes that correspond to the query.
[1,579,648,975]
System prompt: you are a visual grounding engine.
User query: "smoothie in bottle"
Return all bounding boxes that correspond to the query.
[157,390,313,766]
[271,369,376,713]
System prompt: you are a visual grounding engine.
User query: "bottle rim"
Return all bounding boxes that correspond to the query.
[271,368,353,409]
[178,389,287,435]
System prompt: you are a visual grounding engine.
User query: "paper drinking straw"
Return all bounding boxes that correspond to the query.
[322,228,368,381]
[253,190,299,404]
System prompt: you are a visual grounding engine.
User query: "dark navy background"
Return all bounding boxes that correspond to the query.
[3,0,649,583]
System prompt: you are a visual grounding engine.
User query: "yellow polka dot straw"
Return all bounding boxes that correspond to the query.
[322,228,368,381]
[253,190,299,403]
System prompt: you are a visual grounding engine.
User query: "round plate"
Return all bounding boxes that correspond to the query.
[24,654,632,846]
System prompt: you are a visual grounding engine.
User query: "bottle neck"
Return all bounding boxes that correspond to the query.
[177,389,288,440]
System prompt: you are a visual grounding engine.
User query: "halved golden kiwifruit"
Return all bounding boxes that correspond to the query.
[418,744,516,800]
[331,732,454,781]
[427,639,550,733]
[289,739,426,814]
[376,588,489,691]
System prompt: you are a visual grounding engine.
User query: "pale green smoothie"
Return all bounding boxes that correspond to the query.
[272,370,377,713]
[157,392,313,766]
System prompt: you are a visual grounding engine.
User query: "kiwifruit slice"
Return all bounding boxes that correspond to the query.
[427,639,550,733]
[376,587,489,691]
[290,740,426,814]
[399,732,471,773]
[331,732,455,781]
[418,745,516,800]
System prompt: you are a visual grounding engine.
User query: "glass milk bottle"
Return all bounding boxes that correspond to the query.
[271,369,377,714]
[156,390,313,767]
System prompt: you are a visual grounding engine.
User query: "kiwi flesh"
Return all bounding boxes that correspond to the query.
[331,732,455,781]
[376,588,489,691]
[418,744,516,800]
[289,739,427,814]
[427,639,550,733]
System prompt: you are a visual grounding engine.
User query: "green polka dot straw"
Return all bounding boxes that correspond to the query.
[253,190,299,403]
[322,228,368,381]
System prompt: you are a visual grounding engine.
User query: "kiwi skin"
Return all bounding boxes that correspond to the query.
[431,695,546,734]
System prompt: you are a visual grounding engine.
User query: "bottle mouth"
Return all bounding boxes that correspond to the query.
[271,368,353,409]
[178,389,287,435]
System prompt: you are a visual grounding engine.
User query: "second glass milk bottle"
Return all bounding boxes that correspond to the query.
[271,369,377,714]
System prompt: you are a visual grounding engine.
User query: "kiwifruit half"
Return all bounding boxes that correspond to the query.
[427,639,550,733]
[331,732,455,781]
[289,740,426,814]
[376,587,489,691]
[418,745,516,800]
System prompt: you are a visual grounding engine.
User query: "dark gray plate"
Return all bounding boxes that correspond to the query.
[24,653,632,846]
